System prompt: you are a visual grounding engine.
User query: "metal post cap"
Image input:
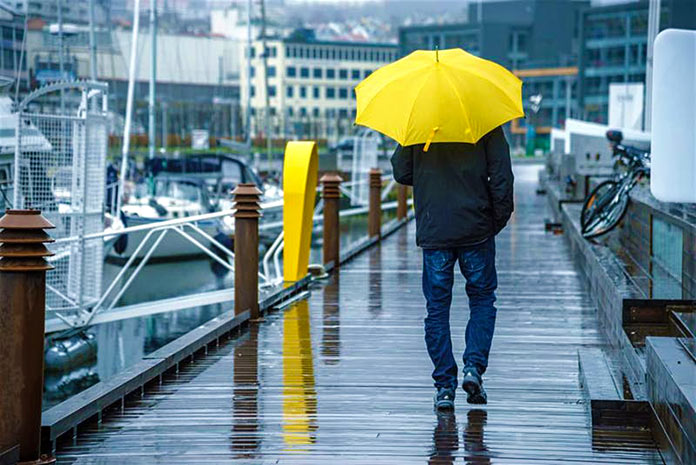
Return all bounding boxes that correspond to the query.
[232,183,262,219]
[320,173,343,199]
[0,210,55,272]
[369,168,382,188]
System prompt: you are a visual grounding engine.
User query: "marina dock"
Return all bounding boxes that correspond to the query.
[47,165,664,464]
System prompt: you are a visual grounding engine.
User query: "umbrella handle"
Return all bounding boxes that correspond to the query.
[424,127,439,152]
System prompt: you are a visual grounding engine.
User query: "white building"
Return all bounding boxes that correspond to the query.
[240,33,398,142]
[13,0,106,24]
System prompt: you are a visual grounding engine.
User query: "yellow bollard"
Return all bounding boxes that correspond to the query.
[283,141,318,282]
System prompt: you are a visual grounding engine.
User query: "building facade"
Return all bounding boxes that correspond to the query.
[239,31,398,142]
[14,0,107,25]
[577,0,696,125]
[0,4,27,89]
[25,27,241,140]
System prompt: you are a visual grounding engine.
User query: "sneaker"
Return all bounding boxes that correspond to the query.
[434,387,456,411]
[462,367,487,405]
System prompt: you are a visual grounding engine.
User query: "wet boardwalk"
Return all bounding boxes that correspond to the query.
[55,165,663,464]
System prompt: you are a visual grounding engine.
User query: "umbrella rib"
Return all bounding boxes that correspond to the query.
[355,65,432,143]
[439,64,474,140]
[403,69,436,146]
[443,61,523,115]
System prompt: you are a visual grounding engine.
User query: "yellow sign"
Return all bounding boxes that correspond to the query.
[283,141,318,282]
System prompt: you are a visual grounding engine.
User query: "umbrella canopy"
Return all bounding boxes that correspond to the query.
[354,48,524,151]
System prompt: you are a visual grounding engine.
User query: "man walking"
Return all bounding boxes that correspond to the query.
[391,126,514,409]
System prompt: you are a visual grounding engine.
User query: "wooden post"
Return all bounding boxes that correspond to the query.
[397,184,408,220]
[321,173,342,268]
[0,210,55,464]
[233,183,262,320]
[368,168,382,238]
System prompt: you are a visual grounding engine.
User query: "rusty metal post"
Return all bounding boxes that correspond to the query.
[0,210,55,464]
[368,168,382,239]
[321,173,342,268]
[233,183,262,320]
[397,183,408,220]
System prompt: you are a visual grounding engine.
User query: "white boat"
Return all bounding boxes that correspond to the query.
[105,174,232,263]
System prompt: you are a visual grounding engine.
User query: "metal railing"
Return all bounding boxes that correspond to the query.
[45,174,405,333]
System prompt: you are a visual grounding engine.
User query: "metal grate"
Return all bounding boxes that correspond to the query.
[13,82,109,318]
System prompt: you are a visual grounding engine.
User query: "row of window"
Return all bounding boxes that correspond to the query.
[250,107,357,118]
[286,66,371,80]
[250,66,372,81]
[250,85,356,100]
[285,45,396,63]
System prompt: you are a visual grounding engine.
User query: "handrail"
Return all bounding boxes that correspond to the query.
[52,199,283,245]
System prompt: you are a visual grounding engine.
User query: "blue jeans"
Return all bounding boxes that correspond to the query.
[422,237,498,389]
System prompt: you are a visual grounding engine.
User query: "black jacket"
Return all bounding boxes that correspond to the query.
[391,126,514,249]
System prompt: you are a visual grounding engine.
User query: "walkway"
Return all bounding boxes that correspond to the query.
[55,165,663,464]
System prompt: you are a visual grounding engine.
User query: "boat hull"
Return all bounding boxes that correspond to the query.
[105,216,228,264]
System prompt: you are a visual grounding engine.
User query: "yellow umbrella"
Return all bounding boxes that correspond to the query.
[354,48,524,151]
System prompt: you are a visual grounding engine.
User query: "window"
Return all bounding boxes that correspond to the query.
[300,67,309,78]
[326,68,335,79]
[326,87,336,99]
[314,67,323,79]
[339,88,348,99]
[352,69,360,80]
[300,107,307,116]
[300,86,307,98]
[364,70,372,78]
[250,67,256,78]
[339,69,348,80]
[313,108,320,117]
[251,86,256,97]
[286,66,297,77]
[248,46,255,58]
[268,86,277,97]
[288,107,294,116]
[313,86,320,99]
[339,109,348,118]
[286,86,294,98]
[267,66,276,77]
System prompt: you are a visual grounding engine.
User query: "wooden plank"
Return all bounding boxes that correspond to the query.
[50,165,663,464]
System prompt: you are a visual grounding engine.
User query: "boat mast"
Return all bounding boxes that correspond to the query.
[57,0,65,112]
[118,0,141,215]
[245,0,252,155]
[259,0,272,176]
[88,0,97,81]
[148,0,157,160]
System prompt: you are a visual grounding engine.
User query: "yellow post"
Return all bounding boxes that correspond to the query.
[283,141,318,282]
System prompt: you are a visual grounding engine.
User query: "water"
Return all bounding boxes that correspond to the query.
[42,209,398,410]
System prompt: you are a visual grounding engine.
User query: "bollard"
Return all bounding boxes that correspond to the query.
[320,173,342,268]
[233,183,262,320]
[397,183,408,220]
[0,210,55,464]
[368,168,382,238]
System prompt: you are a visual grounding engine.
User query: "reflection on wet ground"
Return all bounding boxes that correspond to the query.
[43,211,395,410]
[54,165,664,464]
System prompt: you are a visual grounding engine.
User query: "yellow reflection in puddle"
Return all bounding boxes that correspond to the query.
[282,299,317,448]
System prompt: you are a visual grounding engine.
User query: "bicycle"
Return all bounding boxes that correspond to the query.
[580,130,650,239]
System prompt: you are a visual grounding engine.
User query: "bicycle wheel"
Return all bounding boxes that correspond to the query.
[581,180,618,228]
[581,186,630,239]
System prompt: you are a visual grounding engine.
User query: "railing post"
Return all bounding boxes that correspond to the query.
[0,210,55,464]
[397,183,408,220]
[368,168,382,239]
[233,183,262,320]
[321,173,342,268]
